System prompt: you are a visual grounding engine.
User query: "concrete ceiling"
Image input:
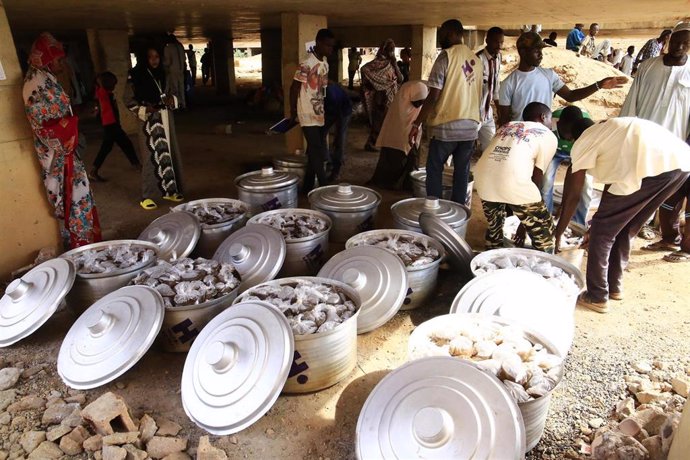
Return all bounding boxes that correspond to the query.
[4,0,688,41]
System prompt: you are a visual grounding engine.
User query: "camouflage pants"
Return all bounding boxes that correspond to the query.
[482,200,555,253]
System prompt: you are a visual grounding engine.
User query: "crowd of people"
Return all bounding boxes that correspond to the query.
[20,19,690,316]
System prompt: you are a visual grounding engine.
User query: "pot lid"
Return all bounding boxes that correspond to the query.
[409,168,454,186]
[419,213,474,278]
[138,211,201,261]
[391,197,469,229]
[181,300,294,435]
[356,356,526,459]
[212,225,286,292]
[317,246,407,334]
[450,270,573,356]
[308,184,381,212]
[274,155,307,166]
[234,166,299,190]
[57,286,165,389]
[0,258,76,347]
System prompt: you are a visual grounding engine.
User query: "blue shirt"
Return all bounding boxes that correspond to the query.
[325,84,353,120]
[566,28,585,51]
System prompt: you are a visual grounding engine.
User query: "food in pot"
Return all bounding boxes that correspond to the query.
[132,257,240,308]
[185,202,245,226]
[240,279,356,335]
[474,254,580,296]
[253,211,329,239]
[65,244,155,274]
[410,318,562,403]
[351,233,441,267]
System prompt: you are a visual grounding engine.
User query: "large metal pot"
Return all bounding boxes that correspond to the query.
[391,197,471,239]
[345,230,444,311]
[60,240,158,314]
[234,276,361,393]
[273,155,307,188]
[234,167,299,216]
[171,198,248,258]
[247,209,332,277]
[410,168,474,208]
[470,247,585,312]
[309,184,381,243]
[408,313,564,453]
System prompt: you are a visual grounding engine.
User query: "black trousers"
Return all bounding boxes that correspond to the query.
[93,124,140,169]
[302,126,330,193]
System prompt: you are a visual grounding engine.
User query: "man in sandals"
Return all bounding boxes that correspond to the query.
[620,22,690,253]
[555,117,690,313]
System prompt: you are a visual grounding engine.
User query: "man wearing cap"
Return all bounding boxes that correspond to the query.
[475,102,558,253]
[555,117,690,313]
[635,29,673,71]
[621,23,690,262]
[497,32,625,127]
[409,19,482,206]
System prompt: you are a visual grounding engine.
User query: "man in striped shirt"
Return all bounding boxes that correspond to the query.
[634,29,672,71]
[476,27,504,152]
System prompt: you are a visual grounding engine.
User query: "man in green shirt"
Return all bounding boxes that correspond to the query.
[540,105,592,225]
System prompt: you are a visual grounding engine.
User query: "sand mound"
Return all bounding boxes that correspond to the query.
[498,41,632,120]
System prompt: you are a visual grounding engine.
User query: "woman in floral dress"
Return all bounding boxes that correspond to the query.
[22,32,101,249]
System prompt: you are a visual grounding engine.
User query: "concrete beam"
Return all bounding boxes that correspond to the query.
[410,25,437,81]
[86,29,138,134]
[0,3,60,280]
[329,25,413,48]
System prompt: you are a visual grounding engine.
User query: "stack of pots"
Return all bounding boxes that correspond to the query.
[233,277,361,393]
[247,209,331,276]
[60,240,159,314]
[346,230,444,310]
[171,198,248,258]
[308,184,381,243]
[234,167,299,216]
[407,313,564,454]
[410,168,474,208]
[391,197,471,239]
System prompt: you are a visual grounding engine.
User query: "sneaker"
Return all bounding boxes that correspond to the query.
[577,292,610,313]
[609,291,623,301]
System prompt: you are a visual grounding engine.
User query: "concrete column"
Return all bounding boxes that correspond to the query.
[281,12,327,154]
[410,25,437,81]
[0,2,60,280]
[86,29,138,134]
[462,30,483,50]
[260,28,282,89]
[212,35,237,96]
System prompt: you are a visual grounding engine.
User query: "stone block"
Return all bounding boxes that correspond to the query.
[146,436,187,459]
[19,431,46,455]
[81,392,137,435]
[27,441,62,459]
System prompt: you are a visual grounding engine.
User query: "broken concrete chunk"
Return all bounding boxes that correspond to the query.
[7,395,45,414]
[27,441,63,459]
[46,424,72,442]
[123,443,148,460]
[197,436,228,460]
[0,368,21,391]
[62,407,83,427]
[634,407,670,436]
[671,376,690,397]
[42,402,80,425]
[102,445,128,460]
[0,390,16,412]
[139,414,158,444]
[81,392,137,435]
[59,435,83,456]
[68,425,90,444]
[146,436,188,459]
[618,418,642,437]
[83,434,103,452]
[156,417,182,436]
[103,432,140,446]
[642,435,663,460]
[19,431,46,455]
[162,453,192,460]
[660,413,680,454]
[615,397,636,420]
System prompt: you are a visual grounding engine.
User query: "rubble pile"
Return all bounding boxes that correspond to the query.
[131,258,241,308]
[185,203,245,227]
[241,280,358,335]
[350,233,441,267]
[582,360,688,460]
[0,359,229,460]
[65,245,155,275]
[252,212,329,240]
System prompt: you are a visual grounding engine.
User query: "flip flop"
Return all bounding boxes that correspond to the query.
[641,240,679,252]
[663,250,690,263]
[139,199,157,210]
[162,193,184,203]
[577,292,610,314]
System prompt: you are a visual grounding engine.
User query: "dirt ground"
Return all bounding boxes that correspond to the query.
[4,77,690,459]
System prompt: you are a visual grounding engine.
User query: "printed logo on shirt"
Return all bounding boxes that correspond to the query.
[497,122,548,144]
[489,145,512,162]
[462,59,477,84]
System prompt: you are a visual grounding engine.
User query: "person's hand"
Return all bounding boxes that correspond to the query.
[580,229,590,251]
[598,76,628,89]
[514,224,526,248]
[409,124,420,147]
[554,226,565,253]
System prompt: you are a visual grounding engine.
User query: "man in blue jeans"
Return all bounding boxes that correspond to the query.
[541,106,593,225]
[409,19,482,204]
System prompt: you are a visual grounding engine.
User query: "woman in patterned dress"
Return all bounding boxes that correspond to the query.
[124,46,184,210]
[22,32,101,249]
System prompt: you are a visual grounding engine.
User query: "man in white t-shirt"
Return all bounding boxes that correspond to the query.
[289,28,335,192]
[620,22,690,259]
[619,46,635,76]
[475,102,558,253]
[555,118,690,313]
[498,32,625,126]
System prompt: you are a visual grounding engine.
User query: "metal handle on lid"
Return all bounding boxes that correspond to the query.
[6,279,31,302]
[424,197,440,209]
[337,184,353,195]
[206,341,238,372]
[229,243,250,263]
[261,167,274,176]
[87,310,115,336]
[342,268,366,290]
[150,229,169,245]
[413,407,453,448]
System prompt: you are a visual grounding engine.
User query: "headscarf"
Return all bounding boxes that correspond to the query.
[129,48,166,105]
[376,81,429,154]
[672,22,690,34]
[28,32,65,70]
